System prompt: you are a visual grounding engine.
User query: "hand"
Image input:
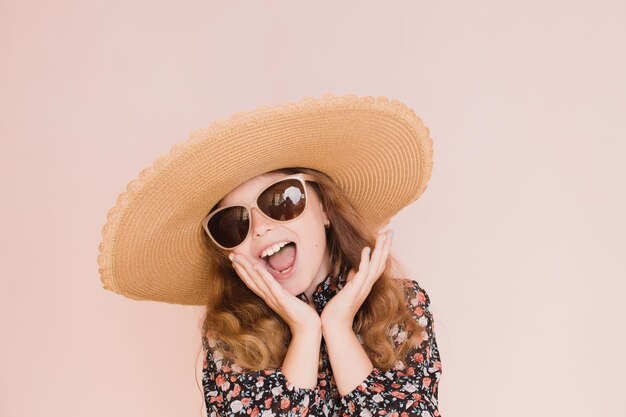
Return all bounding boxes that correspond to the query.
[320,229,394,331]
[229,253,321,334]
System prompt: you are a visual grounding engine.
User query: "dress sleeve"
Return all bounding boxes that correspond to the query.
[338,279,443,416]
[201,336,321,416]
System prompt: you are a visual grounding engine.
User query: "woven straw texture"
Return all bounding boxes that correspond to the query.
[97,93,434,305]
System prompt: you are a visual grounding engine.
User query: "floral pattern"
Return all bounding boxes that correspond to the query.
[202,269,442,416]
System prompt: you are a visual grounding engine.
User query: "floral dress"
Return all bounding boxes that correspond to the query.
[202,268,443,417]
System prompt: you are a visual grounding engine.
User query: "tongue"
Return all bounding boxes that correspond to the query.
[267,243,296,272]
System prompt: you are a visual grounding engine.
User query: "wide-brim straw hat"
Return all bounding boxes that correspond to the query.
[97,93,434,305]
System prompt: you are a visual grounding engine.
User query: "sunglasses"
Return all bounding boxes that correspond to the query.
[202,173,316,250]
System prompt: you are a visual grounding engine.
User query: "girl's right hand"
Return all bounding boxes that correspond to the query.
[229,252,321,334]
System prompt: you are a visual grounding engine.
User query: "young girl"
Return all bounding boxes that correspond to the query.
[98,94,442,417]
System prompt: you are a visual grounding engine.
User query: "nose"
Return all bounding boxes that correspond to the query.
[250,206,274,238]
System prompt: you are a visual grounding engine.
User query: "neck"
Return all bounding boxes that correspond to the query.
[304,250,333,301]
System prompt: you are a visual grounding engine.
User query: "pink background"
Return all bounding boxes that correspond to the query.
[2,1,625,416]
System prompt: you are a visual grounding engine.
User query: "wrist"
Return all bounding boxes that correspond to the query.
[321,319,353,337]
[290,321,322,338]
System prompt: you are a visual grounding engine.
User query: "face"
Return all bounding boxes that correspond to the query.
[216,172,332,299]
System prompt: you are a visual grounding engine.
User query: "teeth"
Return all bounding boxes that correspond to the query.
[261,241,291,259]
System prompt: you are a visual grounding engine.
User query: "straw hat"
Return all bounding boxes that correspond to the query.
[97,93,434,305]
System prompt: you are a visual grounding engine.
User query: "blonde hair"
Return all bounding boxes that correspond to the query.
[199,167,425,372]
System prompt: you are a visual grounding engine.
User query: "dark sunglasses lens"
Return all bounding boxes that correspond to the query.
[207,206,249,248]
[258,179,307,221]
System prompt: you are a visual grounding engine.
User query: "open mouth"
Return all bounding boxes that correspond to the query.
[261,241,297,276]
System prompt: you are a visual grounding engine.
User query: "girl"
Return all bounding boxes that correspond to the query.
[98,94,442,417]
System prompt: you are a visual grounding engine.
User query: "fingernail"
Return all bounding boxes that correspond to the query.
[390,231,394,238]
[228,253,234,261]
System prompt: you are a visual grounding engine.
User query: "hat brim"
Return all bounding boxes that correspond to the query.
[97,94,434,305]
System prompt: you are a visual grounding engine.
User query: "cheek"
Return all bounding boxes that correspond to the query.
[310,225,328,250]
[286,217,327,255]
[233,246,254,261]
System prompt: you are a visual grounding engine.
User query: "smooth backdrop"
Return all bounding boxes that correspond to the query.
[1,1,625,416]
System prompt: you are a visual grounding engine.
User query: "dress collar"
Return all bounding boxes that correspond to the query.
[296,265,348,314]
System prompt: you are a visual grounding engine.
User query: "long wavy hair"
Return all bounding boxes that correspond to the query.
[199,166,425,373]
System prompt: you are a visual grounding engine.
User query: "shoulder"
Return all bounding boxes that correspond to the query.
[202,332,221,353]
[394,277,431,310]
[203,334,238,372]
[202,335,224,368]
[393,278,438,349]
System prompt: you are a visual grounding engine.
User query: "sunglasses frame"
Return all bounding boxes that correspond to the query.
[202,173,317,251]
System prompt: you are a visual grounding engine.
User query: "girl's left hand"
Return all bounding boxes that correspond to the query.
[320,229,394,331]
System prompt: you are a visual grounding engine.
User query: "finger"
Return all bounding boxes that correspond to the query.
[355,246,371,288]
[232,261,264,297]
[367,231,388,283]
[237,256,279,306]
[251,262,285,304]
[233,255,276,305]
[376,230,393,278]
[230,254,263,295]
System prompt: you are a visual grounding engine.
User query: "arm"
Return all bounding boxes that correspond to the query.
[202,332,322,417]
[281,327,323,389]
[321,324,373,397]
[325,279,443,416]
